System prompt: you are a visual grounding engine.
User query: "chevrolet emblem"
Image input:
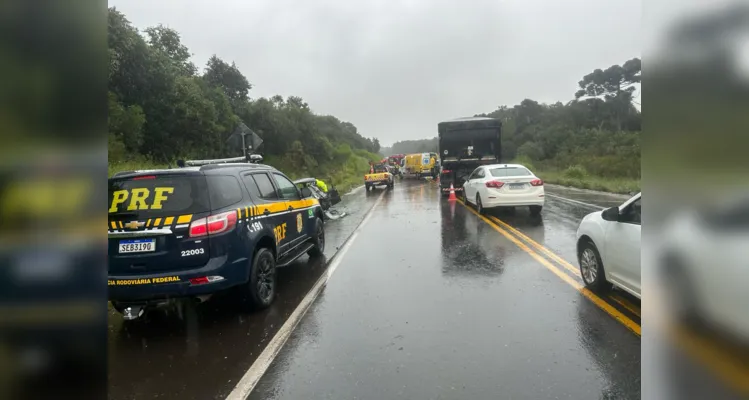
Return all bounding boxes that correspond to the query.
[124,220,145,230]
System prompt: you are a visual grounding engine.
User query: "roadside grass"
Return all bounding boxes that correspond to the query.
[509,156,640,194]
[108,153,373,193]
[108,160,167,177]
[536,169,640,194]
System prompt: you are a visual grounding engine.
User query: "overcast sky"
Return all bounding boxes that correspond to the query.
[109,0,641,147]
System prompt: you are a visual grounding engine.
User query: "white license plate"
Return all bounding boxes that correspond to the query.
[509,183,526,190]
[119,239,156,253]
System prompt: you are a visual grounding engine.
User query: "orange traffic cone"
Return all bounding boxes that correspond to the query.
[448,183,457,201]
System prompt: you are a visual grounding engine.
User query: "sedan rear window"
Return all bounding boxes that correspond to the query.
[489,167,532,177]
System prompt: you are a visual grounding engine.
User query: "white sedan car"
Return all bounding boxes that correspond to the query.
[658,196,749,342]
[461,164,545,215]
[575,192,641,299]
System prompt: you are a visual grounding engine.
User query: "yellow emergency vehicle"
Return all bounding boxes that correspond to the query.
[404,153,435,178]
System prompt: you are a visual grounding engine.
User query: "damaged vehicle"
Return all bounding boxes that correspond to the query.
[293,178,347,220]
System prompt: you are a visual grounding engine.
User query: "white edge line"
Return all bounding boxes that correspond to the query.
[224,191,385,400]
[344,184,365,196]
[545,193,606,210]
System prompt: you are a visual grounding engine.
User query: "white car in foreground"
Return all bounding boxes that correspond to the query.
[658,196,749,342]
[461,164,545,215]
[575,192,641,299]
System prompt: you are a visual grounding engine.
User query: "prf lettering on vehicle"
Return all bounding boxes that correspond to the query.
[274,222,287,244]
[109,187,174,213]
[108,276,180,286]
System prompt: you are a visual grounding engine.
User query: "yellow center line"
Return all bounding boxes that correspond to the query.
[670,325,749,395]
[486,210,642,318]
[488,214,581,277]
[457,199,641,336]
[609,294,641,318]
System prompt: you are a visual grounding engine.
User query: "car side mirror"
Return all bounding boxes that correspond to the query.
[300,187,313,198]
[601,206,620,222]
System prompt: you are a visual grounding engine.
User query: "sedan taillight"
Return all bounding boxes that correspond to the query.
[530,179,544,186]
[189,210,238,237]
[486,180,504,188]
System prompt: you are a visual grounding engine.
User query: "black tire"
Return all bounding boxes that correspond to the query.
[661,255,699,325]
[578,240,609,292]
[239,247,276,310]
[529,205,542,215]
[461,189,467,203]
[476,194,485,214]
[307,217,325,257]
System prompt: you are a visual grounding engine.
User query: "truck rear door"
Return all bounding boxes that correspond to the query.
[108,173,212,275]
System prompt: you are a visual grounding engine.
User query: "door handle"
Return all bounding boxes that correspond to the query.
[263,209,270,216]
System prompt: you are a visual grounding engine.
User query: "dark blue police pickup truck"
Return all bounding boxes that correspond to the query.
[108,159,325,320]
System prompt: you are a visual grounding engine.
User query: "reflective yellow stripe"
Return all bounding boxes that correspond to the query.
[163,217,174,226]
[117,221,124,229]
[154,218,162,227]
[245,207,249,219]
[176,215,192,224]
[110,221,117,230]
[236,209,241,219]
[146,219,152,228]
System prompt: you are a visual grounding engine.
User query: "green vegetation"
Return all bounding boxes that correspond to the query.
[510,158,639,193]
[384,59,641,194]
[108,8,380,192]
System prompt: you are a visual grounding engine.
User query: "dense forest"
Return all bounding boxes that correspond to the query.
[382,58,641,192]
[108,8,380,189]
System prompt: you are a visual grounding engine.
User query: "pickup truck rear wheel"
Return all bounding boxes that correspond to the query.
[307,217,325,258]
[239,247,276,310]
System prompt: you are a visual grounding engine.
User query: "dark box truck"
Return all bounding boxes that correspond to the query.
[438,117,502,196]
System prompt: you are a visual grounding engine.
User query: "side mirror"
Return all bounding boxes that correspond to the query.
[601,206,620,222]
[300,187,313,198]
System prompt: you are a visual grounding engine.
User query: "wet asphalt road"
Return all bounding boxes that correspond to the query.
[108,179,643,400]
[246,180,641,400]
